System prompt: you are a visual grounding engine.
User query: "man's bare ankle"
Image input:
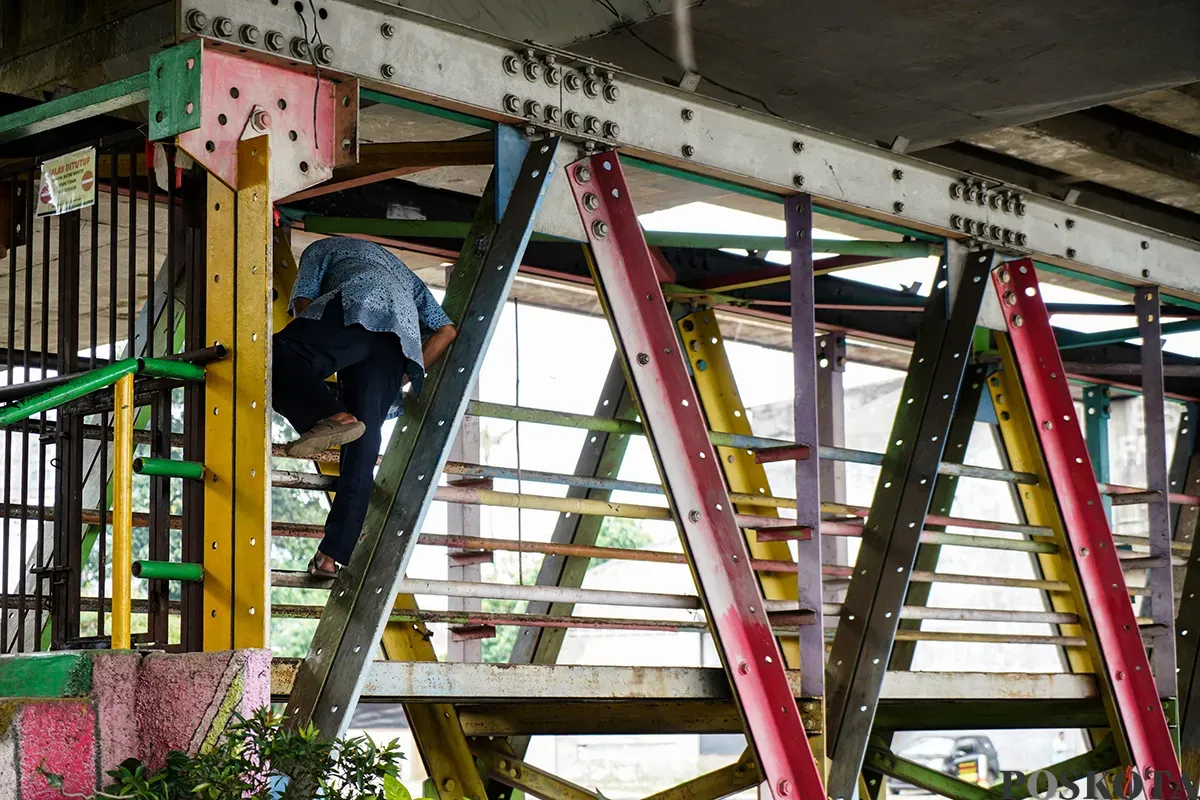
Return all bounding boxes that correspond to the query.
[326,412,358,425]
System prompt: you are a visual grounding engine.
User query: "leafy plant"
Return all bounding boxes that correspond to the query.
[39,707,406,800]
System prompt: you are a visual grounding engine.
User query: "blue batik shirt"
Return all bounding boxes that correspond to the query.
[289,237,453,417]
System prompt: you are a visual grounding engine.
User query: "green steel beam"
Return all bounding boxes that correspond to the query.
[1083,385,1113,517]
[361,88,493,131]
[863,744,1000,800]
[1058,319,1200,350]
[301,215,930,256]
[1006,736,1120,800]
[132,560,205,582]
[1035,261,1200,315]
[0,73,150,144]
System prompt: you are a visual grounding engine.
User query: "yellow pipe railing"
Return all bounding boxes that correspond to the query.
[111,373,134,649]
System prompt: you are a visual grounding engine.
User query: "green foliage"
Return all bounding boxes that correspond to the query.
[41,707,404,800]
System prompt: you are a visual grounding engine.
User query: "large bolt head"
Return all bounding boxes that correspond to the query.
[502,55,520,74]
[603,83,620,102]
[315,44,335,64]
[592,219,610,239]
[185,9,208,32]
[265,30,285,51]
[239,24,260,45]
[603,120,620,138]
[381,63,396,79]
[380,22,396,38]
[574,165,591,183]
[564,110,582,129]
[290,37,310,59]
[503,94,521,113]
[584,79,602,97]
[583,193,600,211]
[564,72,582,92]
[584,115,600,134]
[212,16,234,37]
[524,62,542,82]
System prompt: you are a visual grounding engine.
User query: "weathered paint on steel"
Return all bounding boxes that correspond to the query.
[231,136,271,648]
[995,259,1182,790]
[570,151,822,800]
[203,174,236,651]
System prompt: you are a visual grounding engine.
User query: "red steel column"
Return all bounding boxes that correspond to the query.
[569,152,823,800]
[995,258,1182,788]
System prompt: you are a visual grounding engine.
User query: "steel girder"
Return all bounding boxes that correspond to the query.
[787,195,825,702]
[824,249,993,800]
[285,134,558,739]
[1137,286,1179,704]
[994,259,1182,786]
[175,1,1200,297]
[569,151,823,800]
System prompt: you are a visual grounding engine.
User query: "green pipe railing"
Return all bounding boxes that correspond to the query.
[133,457,205,481]
[0,357,206,429]
[132,560,205,582]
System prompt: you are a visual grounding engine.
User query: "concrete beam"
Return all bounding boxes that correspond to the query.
[1111,83,1200,138]
[270,660,1099,703]
[967,109,1200,213]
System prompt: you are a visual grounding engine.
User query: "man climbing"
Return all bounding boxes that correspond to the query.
[273,236,457,579]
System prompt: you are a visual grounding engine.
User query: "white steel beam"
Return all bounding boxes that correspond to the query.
[270,660,1099,703]
[180,0,1200,298]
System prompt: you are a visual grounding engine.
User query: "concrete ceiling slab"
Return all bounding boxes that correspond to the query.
[572,0,1200,150]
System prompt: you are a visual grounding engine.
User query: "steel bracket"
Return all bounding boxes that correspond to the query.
[157,40,359,199]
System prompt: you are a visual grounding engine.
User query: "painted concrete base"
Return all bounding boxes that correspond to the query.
[0,649,270,798]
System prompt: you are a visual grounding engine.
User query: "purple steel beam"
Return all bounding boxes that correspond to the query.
[569,152,823,800]
[1137,285,1178,700]
[788,195,825,700]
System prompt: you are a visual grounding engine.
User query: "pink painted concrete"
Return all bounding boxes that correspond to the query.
[17,700,96,800]
[134,650,270,772]
[89,651,140,780]
[0,649,271,796]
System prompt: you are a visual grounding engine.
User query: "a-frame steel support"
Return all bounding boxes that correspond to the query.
[996,259,1183,786]
[568,151,823,800]
[286,134,559,739]
[824,249,993,800]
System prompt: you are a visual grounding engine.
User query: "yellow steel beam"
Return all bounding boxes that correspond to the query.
[203,173,236,651]
[677,310,799,665]
[676,308,826,770]
[382,617,490,800]
[272,229,484,800]
[639,749,759,800]
[472,745,598,800]
[111,373,135,649]
[990,335,1127,763]
[231,136,272,648]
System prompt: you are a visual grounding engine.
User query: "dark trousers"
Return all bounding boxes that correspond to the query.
[273,296,407,564]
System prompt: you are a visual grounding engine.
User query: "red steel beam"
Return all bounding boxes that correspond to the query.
[568,151,823,800]
[995,258,1182,790]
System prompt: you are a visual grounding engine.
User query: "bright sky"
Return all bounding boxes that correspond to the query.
[640,201,1200,359]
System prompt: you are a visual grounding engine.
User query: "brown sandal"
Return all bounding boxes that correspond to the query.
[307,554,339,580]
[285,417,366,458]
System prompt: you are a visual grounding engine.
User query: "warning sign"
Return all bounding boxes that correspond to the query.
[36,147,97,218]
